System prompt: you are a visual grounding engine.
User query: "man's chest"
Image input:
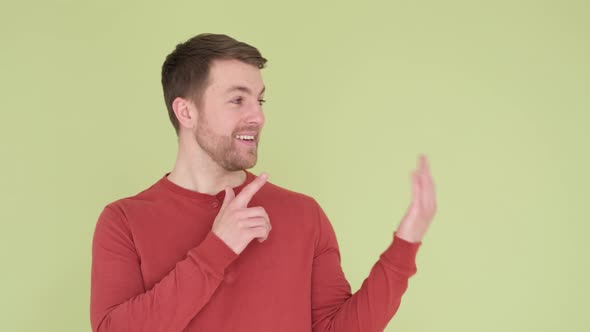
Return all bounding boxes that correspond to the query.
[128,203,316,290]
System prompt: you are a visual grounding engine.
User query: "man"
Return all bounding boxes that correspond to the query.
[90,33,437,332]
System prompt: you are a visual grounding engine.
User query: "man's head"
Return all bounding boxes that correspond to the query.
[161,33,267,171]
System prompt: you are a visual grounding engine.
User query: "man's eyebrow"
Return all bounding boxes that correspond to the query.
[226,85,266,96]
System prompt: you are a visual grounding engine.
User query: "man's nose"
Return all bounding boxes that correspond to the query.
[246,104,265,126]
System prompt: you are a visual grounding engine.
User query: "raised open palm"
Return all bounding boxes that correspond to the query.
[396,154,438,243]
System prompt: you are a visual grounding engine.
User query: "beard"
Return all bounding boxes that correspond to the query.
[193,115,259,172]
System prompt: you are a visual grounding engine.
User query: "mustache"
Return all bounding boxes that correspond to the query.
[233,126,261,134]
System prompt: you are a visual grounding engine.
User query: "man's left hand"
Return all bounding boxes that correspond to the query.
[395,154,438,243]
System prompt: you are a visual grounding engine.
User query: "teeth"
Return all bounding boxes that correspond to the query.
[235,135,255,140]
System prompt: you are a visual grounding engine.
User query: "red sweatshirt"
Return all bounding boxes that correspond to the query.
[90,170,421,332]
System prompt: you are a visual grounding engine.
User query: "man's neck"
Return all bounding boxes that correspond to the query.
[166,144,247,195]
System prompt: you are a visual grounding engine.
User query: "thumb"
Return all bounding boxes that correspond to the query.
[411,171,420,200]
[221,187,235,211]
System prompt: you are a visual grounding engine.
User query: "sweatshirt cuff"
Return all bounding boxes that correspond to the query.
[380,232,422,275]
[188,231,239,278]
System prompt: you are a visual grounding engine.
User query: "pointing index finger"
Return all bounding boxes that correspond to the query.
[233,173,269,208]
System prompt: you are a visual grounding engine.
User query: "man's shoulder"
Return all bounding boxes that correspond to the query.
[100,176,163,216]
[258,180,328,236]
[258,179,321,209]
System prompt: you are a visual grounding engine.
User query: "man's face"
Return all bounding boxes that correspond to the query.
[193,59,266,171]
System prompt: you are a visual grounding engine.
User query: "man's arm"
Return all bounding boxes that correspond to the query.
[90,173,271,332]
[310,203,421,332]
[90,205,238,332]
[311,154,436,331]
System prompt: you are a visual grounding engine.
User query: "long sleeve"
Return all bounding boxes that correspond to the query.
[311,202,421,332]
[90,205,238,332]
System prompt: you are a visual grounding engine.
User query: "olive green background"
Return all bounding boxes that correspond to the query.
[1,0,588,331]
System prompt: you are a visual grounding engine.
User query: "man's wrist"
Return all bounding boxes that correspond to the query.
[394,227,423,243]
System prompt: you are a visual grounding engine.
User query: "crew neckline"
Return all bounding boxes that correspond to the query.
[157,170,256,201]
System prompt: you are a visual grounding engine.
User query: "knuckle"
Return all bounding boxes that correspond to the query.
[252,206,266,216]
[232,209,244,219]
[245,229,256,239]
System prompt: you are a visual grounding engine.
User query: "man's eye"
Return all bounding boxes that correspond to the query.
[258,99,266,106]
[231,97,243,105]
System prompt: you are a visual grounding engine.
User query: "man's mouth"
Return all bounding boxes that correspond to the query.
[235,134,255,141]
[235,134,257,146]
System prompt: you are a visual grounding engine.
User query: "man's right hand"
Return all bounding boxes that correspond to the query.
[211,173,272,254]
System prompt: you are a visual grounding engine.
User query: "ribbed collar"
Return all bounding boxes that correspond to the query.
[157,170,256,201]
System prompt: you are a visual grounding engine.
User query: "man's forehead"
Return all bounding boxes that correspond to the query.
[224,84,265,95]
[209,59,261,77]
[207,80,265,95]
[208,64,265,94]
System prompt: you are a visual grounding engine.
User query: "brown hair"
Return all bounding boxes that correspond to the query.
[161,33,267,135]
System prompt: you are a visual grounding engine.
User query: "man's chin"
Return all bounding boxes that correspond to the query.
[225,158,257,171]
[240,159,257,170]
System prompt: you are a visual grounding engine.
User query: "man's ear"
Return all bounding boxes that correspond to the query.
[172,97,197,130]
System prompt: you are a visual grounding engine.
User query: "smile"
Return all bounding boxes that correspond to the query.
[235,135,255,141]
